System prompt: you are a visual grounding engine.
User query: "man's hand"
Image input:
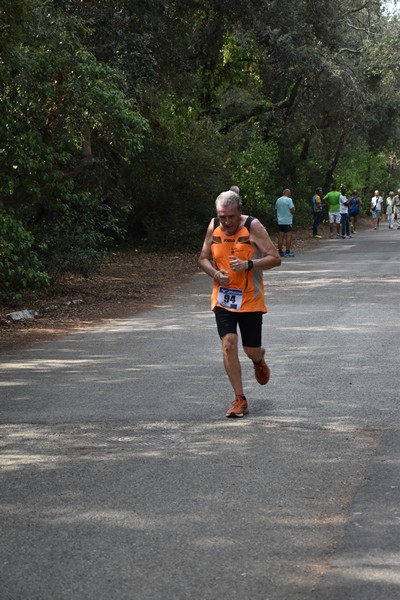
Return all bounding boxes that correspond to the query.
[215,269,229,285]
[229,256,247,272]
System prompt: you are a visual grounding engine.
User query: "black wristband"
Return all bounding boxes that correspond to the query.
[247,260,254,271]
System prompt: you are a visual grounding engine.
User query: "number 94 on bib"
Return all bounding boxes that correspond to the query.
[217,287,243,311]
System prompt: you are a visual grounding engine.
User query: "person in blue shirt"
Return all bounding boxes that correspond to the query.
[348,190,362,234]
[275,188,295,257]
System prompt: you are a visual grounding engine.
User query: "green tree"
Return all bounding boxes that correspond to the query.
[0,1,148,281]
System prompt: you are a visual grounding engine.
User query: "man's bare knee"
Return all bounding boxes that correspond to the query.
[222,334,238,355]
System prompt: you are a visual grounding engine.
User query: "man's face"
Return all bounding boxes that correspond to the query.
[216,202,242,234]
[375,190,379,196]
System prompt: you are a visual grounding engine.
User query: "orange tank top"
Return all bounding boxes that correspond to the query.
[211,216,267,313]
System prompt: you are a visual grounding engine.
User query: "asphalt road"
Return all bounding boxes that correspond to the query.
[1,222,400,599]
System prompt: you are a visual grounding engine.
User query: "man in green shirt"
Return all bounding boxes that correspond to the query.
[324,184,341,238]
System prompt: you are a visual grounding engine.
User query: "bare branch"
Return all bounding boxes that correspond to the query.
[335,47,363,56]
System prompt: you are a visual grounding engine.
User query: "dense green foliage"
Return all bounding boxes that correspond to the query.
[1,0,400,300]
[0,209,50,301]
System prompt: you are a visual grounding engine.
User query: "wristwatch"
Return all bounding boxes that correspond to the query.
[247,260,254,271]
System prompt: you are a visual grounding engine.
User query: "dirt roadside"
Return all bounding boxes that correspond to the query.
[0,229,317,355]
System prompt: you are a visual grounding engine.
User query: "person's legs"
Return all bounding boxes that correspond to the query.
[312,212,320,236]
[345,214,350,236]
[329,212,334,236]
[316,212,322,236]
[277,230,284,253]
[285,229,293,251]
[341,214,345,237]
[335,214,341,236]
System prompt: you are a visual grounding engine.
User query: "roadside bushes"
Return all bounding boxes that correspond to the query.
[0,210,50,302]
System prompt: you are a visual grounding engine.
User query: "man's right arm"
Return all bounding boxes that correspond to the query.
[198,221,219,279]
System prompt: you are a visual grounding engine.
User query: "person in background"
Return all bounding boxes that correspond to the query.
[371,189,383,230]
[393,190,400,229]
[386,191,395,229]
[311,186,324,238]
[348,190,362,234]
[323,183,341,239]
[275,188,295,257]
[339,186,351,239]
[198,189,281,418]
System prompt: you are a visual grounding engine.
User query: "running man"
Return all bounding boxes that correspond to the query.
[198,189,281,418]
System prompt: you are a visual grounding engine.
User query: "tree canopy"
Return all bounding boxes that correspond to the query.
[1,0,400,299]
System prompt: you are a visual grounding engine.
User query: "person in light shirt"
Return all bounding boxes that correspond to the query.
[371,190,383,230]
[339,186,351,239]
[386,192,395,229]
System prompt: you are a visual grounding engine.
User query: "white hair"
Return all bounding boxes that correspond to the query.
[215,190,242,209]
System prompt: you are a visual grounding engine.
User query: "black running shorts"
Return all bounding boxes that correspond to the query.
[214,306,263,347]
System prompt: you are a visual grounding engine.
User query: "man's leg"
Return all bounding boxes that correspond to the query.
[341,215,345,237]
[277,231,284,251]
[329,213,334,236]
[285,230,292,251]
[315,212,321,235]
[222,333,249,418]
[214,308,248,417]
[312,212,318,236]
[243,346,264,363]
[243,346,270,386]
[240,312,270,386]
[221,333,243,396]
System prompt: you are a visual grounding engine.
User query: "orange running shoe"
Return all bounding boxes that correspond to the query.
[226,395,248,418]
[253,350,270,385]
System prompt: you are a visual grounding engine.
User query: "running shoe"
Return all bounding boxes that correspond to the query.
[284,250,295,257]
[253,350,270,385]
[226,395,248,418]
[278,249,284,257]
[313,234,322,239]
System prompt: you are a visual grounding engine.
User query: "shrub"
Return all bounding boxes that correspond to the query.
[0,210,50,302]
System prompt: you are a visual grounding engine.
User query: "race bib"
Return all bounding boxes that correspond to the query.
[217,287,243,311]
